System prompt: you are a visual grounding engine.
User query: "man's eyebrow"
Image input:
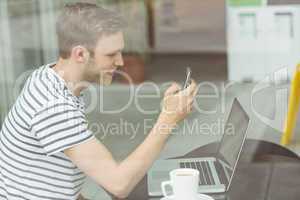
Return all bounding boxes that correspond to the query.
[107,49,122,54]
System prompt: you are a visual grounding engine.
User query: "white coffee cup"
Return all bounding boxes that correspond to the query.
[161,168,199,200]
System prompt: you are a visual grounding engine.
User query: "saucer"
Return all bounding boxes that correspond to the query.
[160,194,214,200]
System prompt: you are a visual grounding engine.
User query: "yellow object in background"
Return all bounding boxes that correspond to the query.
[281,64,300,146]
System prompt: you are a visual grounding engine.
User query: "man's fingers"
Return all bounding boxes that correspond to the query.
[188,98,194,105]
[186,80,197,93]
[165,82,181,96]
[187,104,193,113]
[180,79,197,96]
[192,84,199,97]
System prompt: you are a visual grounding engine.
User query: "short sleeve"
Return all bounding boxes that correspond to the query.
[31,100,94,156]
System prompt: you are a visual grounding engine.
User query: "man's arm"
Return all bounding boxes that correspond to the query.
[65,120,172,199]
[65,82,198,199]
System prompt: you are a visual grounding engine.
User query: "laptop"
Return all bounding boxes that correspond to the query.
[147,98,250,196]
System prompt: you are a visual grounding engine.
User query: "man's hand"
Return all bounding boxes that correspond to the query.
[159,80,198,127]
[65,81,198,199]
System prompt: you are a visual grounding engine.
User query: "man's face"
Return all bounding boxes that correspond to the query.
[84,31,125,85]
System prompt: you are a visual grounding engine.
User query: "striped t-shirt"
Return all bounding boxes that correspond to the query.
[0,63,94,200]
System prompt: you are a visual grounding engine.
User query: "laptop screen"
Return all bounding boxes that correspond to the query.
[217,99,250,176]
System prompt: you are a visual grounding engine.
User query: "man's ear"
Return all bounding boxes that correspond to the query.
[71,46,90,63]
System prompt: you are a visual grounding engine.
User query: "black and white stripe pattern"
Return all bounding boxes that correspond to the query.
[0,63,94,199]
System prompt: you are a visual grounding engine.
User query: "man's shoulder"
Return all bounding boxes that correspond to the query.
[33,98,82,120]
[29,64,56,87]
[22,64,76,115]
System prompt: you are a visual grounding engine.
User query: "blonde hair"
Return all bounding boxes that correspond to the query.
[56,2,125,59]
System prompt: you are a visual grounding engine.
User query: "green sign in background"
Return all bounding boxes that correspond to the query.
[228,0,264,6]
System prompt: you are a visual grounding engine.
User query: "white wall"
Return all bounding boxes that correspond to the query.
[227,6,300,82]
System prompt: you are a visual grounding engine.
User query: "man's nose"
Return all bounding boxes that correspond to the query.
[115,53,124,67]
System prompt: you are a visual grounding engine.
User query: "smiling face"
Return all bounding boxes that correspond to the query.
[84,31,125,85]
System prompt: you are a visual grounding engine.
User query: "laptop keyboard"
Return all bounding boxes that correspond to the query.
[180,161,215,185]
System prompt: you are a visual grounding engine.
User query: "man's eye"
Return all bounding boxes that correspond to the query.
[107,54,116,57]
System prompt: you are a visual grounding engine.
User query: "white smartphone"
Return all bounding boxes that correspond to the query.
[183,67,192,89]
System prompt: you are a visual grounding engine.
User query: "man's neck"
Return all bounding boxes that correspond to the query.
[52,59,86,96]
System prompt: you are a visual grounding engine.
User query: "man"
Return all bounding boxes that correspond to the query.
[0,2,197,200]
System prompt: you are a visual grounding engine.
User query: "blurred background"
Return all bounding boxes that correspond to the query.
[0,0,226,122]
[1,1,300,141]
[1,0,300,117]
[2,1,300,199]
